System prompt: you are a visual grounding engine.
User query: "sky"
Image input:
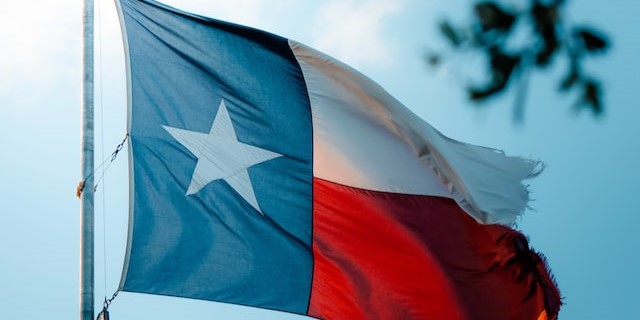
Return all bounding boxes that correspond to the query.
[0,0,638,319]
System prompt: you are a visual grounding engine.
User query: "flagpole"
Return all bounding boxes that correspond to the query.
[80,0,95,319]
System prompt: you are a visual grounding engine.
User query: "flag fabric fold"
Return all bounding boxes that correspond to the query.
[116,0,560,319]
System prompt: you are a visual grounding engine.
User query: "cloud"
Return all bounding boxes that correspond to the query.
[159,0,297,31]
[0,0,404,114]
[0,0,80,110]
[311,0,404,69]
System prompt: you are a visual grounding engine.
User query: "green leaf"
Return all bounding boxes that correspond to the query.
[580,80,603,114]
[574,27,609,53]
[558,64,581,91]
[439,20,463,47]
[474,1,517,32]
[424,52,442,67]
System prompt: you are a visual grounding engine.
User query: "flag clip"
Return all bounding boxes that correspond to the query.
[96,291,118,320]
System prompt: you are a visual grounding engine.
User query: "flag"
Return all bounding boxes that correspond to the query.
[116,0,561,319]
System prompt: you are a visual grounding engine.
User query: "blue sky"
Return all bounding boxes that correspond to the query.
[1,0,638,319]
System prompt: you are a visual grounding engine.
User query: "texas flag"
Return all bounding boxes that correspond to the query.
[116,0,561,319]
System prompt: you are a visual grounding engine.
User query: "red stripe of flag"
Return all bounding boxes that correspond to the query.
[309,178,550,320]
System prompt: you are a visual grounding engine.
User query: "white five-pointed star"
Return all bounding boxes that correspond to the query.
[162,99,283,215]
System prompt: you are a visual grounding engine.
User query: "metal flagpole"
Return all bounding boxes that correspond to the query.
[80,0,95,319]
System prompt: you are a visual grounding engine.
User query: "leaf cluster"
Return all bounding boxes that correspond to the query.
[429,0,609,117]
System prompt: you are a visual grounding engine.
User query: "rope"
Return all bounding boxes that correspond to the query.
[76,133,128,198]
[88,3,123,317]
[97,0,108,299]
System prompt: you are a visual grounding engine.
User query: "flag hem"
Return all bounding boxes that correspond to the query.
[114,0,135,291]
